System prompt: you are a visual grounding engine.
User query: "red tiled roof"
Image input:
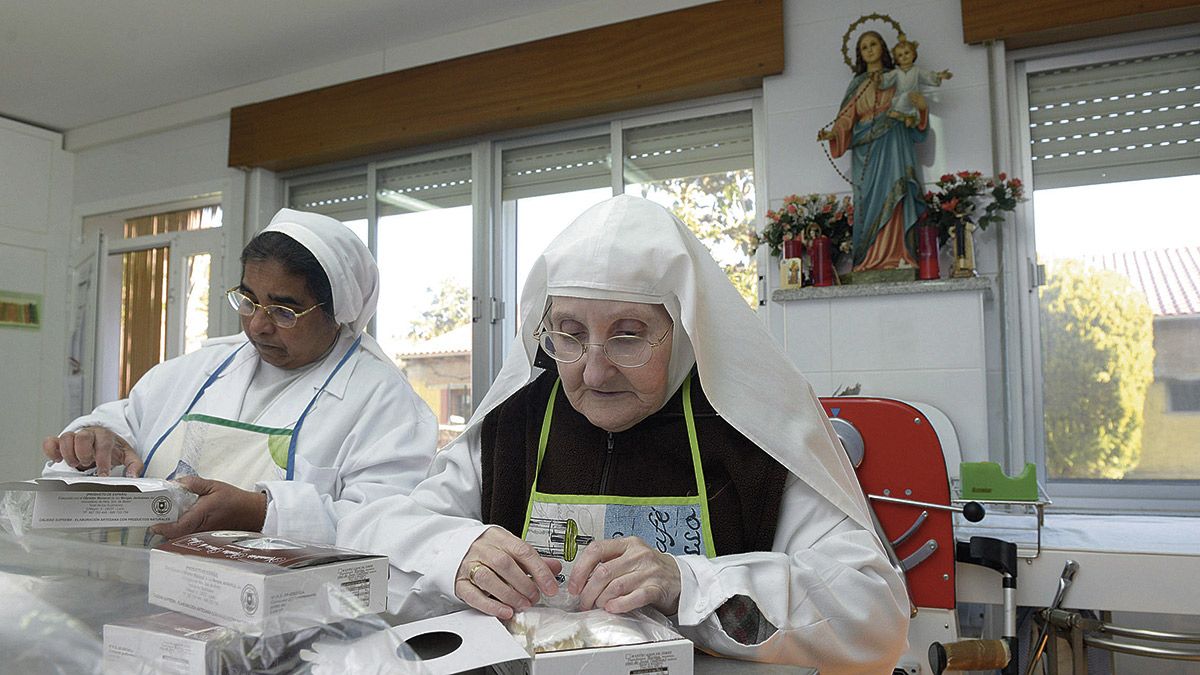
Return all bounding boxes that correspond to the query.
[388,323,472,358]
[1081,247,1200,317]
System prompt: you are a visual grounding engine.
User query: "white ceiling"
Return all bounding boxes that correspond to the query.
[0,0,585,132]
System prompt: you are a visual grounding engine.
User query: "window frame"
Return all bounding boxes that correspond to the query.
[1003,28,1200,514]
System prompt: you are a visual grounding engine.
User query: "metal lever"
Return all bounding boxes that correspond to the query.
[1025,560,1079,675]
[869,494,986,522]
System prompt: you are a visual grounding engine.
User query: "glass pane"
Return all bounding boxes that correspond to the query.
[118,247,169,398]
[183,254,210,355]
[123,204,221,237]
[1035,174,1200,481]
[623,111,758,306]
[376,156,473,447]
[502,135,613,302]
[288,172,369,223]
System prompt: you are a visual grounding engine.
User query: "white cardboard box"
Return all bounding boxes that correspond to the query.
[350,609,693,675]
[0,476,184,528]
[148,530,388,636]
[492,636,693,675]
[103,611,232,675]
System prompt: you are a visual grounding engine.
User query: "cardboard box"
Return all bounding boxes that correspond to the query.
[148,531,388,635]
[103,611,233,675]
[362,609,692,675]
[0,475,184,528]
[493,636,693,675]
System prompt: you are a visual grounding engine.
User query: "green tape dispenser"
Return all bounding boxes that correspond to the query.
[959,461,1038,501]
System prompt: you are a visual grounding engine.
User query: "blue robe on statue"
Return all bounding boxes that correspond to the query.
[828,71,929,269]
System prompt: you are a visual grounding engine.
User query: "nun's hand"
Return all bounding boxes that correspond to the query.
[568,538,681,615]
[43,426,144,478]
[455,528,562,620]
[149,476,267,540]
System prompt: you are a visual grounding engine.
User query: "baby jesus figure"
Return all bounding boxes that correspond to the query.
[881,39,952,128]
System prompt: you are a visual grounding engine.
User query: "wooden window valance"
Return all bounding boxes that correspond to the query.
[229,0,784,173]
[961,0,1200,49]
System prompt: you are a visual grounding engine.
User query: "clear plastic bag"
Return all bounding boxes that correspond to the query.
[0,530,414,674]
[504,593,683,654]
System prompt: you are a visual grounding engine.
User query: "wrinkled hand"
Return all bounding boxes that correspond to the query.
[568,537,681,615]
[42,427,144,477]
[149,476,267,540]
[454,528,562,620]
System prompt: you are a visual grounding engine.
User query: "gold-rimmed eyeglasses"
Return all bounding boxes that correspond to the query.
[226,287,324,329]
[532,324,673,368]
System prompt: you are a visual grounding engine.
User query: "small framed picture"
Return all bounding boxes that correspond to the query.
[0,291,42,329]
[779,256,804,289]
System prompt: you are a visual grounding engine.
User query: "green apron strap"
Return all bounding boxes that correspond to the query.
[682,373,717,557]
[521,378,561,538]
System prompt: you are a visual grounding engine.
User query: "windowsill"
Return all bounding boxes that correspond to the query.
[771,275,994,302]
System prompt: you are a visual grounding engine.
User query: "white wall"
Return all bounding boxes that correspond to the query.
[763,0,1006,461]
[0,117,73,481]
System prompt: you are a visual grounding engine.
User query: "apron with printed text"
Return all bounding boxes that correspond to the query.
[140,336,360,489]
[521,374,716,575]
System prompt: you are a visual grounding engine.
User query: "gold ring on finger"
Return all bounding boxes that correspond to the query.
[468,561,487,585]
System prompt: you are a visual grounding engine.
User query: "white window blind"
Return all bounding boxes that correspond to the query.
[501,136,611,201]
[287,172,369,221]
[377,154,473,216]
[1028,48,1200,190]
[623,110,754,183]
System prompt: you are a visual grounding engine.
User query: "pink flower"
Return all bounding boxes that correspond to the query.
[786,203,798,214]
[998,172,1007,181]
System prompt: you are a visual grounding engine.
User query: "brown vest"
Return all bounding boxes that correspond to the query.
[480,370,788,555]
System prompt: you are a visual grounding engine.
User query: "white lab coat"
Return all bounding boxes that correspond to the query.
[339,425,910,675]
[50,328,438,544]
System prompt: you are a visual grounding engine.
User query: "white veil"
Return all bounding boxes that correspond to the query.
[260,208,393,364]
[461,195,873,531]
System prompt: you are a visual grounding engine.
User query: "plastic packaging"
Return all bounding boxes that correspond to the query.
[0,474,198,548]
[0,529,412,674]
[504,593,682,655]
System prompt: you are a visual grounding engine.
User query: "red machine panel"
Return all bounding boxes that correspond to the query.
[819,397,956,610]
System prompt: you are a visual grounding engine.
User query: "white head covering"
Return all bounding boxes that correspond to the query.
[465,194,874,531]
[258,208,392,364]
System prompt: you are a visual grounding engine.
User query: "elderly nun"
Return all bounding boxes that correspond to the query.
[43,208,438,544]
[341,195,908,673]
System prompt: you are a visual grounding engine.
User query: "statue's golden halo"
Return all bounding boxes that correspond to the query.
[841,13,907,71]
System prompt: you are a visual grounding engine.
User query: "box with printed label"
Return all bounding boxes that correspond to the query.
[374,608,693,675]
[148,530,388,636]
[490,636,693,675]
[0,475,185,528]
[103,611,232,675]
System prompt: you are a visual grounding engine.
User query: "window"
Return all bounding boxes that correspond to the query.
[1015,40,1200,503]
[286,99,761,426]
[83,202,224,404]
[1167,379,1200,413]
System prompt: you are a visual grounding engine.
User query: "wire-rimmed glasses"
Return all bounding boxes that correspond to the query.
[533,324,672,368]
[226,287,324,329]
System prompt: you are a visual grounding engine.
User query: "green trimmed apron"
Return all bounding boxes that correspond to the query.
[520,374,716,576]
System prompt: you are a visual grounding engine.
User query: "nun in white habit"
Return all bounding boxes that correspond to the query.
[44,208,438,544]
[340,195,908,673]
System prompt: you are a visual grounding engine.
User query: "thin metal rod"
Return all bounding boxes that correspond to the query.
[1098,625,1200,643]
[1084,636,1200,660]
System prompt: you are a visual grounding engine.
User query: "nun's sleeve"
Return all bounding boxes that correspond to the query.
[258,351,440,545]
[335,424,496,622]
[672,473,910,674]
